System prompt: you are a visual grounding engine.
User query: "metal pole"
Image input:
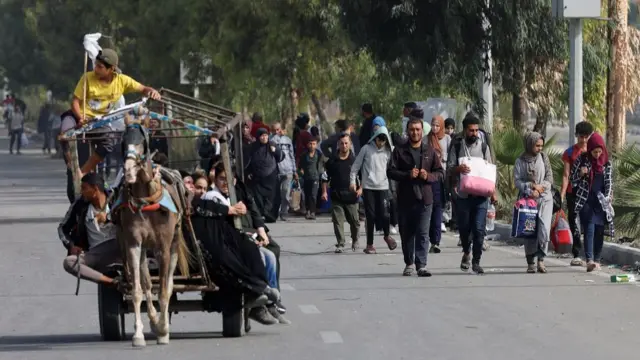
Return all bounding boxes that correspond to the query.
[568,18,583,146]
[479,0,493,135]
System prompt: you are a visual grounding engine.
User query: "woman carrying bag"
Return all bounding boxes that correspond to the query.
[513,132,554,273]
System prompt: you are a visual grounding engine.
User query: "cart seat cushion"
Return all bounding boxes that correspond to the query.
[111,188,178,214]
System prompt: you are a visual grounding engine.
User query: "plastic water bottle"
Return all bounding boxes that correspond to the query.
[486,204,496,231]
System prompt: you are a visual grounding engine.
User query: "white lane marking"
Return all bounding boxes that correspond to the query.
[320,331,343,344]
[280,283,295,291]
[299,304,321,314]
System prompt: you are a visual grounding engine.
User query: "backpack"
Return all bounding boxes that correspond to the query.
[451,136,488,161]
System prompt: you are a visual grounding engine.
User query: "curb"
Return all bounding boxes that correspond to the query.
[488,222,640,266]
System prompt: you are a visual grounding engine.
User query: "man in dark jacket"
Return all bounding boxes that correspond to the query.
[59,173,121,287]
[321,119,361,157]
[388,112,444,277]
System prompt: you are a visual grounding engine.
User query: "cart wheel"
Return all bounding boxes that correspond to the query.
[98,284,125,341]
[222,294,244,338]
[222,308,244,337]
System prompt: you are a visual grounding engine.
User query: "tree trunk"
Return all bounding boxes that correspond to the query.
[607,0,629,151]
[286,86,298,132]
[512,91,527,131]
[311,91,328,139]
[533,110,549,137]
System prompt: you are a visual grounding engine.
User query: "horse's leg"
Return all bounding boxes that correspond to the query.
[129,242,146,347]
[155,233,177,345]
[140,250,159,334]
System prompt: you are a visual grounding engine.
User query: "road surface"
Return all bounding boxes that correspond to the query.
[0,138,639,360]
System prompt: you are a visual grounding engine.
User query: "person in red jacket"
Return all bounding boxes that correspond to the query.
[250,112,271,139]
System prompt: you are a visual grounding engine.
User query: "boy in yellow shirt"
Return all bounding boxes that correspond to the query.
[61,48,161,178]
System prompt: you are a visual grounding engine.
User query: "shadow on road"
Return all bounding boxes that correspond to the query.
[0,217,61,225]
[0,331,261,352]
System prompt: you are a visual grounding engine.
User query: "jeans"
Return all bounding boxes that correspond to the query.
[362,189,390,245]
[457,196,488,262]
[581,221,605,262]
[278,174,293,216]
[566,192,583,258]
[331,199,360,246]
[264,239,281,290]
[42,128,51,152]
[259,247,278,289]
[399,203,433,267]
[303,179,319,212]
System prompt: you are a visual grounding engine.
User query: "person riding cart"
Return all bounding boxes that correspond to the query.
[60,48,161,200]
[59,173,121,288]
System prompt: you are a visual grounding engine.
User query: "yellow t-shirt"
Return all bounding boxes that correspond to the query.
[73,71,143,119]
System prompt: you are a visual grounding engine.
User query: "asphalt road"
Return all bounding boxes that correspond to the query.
[1,137,640,360]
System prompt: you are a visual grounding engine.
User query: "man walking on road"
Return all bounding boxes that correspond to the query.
[447,115,497,274]
[323,133,361,253]
[388,110,444,276]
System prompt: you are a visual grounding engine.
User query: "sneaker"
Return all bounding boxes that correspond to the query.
[276,301,286,314]
[429,244,441,254]
[249,306,278,325]
[364,245,376,254]
[403,265,415,276]
[441,223,447,233]
[417,267,432,277]
[460,253,471,271]
[267,305,292,325]
[335,246,344,253]
[526,263,536,273]
[390,226,398,235]
[279,215,288,222]
[264,287,281,303]
[310,212,316,220]
[570,257,584,266]
[471,263,484,274]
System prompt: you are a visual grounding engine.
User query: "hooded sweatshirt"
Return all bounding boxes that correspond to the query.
[350,126,393,190]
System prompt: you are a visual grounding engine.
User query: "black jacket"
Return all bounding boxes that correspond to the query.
[57,199,91,251]
[387,140,444,207]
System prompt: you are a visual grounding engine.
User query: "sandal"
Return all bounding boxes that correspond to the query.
[363,245,376,254]
[384,236,397,251]
[537,260,547,274]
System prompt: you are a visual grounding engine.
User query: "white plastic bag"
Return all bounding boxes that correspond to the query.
[20,132,29,148]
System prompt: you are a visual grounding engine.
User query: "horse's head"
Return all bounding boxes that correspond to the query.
[122,115,150,184]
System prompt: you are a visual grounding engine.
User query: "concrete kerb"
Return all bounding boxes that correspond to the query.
[488,222,640,266]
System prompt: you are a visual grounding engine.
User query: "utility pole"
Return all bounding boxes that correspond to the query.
[568,18,583,146]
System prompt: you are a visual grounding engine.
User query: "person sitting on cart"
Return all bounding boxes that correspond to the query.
[59,173,121,288]
[204,162,290,324]
[59,48,162,182]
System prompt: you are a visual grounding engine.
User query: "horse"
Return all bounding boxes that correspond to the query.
[113,114,191,347]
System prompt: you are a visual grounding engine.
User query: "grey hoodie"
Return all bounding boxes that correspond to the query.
[271,134,296,175]
[350,126,392,190]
